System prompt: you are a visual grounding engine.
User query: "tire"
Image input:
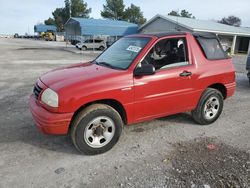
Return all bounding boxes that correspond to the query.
[70,104,123,155]
[99,46,105,51]
[191,88,224,125]
[82,46,87,51]
[247,72,250,83]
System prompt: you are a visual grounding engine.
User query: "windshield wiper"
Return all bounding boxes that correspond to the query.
[95,61,123,70]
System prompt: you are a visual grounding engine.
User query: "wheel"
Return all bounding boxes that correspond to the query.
[247,72,250,83]
[191,88,223,125]
[70,104,123,155]
[82,46,87,51]
[99,46,105,51]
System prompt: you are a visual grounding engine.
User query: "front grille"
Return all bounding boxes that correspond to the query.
[33,83,43,99]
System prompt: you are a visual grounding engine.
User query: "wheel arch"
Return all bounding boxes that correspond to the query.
[70,99,128,127]
[207,83,227,99]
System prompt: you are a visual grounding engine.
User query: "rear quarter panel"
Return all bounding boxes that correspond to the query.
[188,34,236,100]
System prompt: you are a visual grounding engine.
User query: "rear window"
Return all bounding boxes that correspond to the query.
[195,34,228,60]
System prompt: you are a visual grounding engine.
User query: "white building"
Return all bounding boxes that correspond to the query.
[139,15,250,54]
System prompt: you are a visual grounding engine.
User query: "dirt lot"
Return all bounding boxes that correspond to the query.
[0,38,249,188]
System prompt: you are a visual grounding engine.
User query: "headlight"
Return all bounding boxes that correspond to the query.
[41,88,59,108]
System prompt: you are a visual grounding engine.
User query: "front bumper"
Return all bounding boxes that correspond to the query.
[29,95,73,135]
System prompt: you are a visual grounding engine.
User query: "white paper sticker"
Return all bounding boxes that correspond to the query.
[126,45,142,53]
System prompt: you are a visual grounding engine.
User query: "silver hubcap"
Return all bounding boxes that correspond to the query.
[204,96,220,120]
[84,116,115,148]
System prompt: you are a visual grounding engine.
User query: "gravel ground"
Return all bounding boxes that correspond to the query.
[0,38,249,188]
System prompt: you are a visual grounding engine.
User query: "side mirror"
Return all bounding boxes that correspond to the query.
[134,64,155,76]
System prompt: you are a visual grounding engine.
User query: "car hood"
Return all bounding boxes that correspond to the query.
[40,62,123,91]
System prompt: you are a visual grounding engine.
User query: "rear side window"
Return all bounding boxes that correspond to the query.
[95,40,104,43]
[195,35,228,60]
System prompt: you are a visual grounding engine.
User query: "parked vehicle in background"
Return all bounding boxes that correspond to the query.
[14,33,19,38]
[29,32,236,155]
[246,53,250,82]
[41,32,55,41]
[70,39,81,45]
[76,39,106,51]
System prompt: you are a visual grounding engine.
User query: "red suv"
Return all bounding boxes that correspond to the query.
[30,32,236,155]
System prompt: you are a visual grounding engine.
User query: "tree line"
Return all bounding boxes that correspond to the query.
[45,0,146,31]
[44,0,242,32]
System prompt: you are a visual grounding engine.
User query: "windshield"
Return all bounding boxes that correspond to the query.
[95,37,150,70]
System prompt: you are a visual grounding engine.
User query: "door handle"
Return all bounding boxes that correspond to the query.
[179,71,192,77]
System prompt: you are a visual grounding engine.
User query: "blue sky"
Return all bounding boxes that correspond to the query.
[0,0,250,35]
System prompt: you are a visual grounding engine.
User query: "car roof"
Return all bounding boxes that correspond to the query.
[127,32,187,39]
[128,31,217,39]
[151,32,187,38]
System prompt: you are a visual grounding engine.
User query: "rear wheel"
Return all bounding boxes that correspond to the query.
[70,104,123,155]
[82,46,87,51]
[99,46,105,51]
[191,88,224,125]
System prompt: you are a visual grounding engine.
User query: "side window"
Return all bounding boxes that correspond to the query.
[84,39,89,43]
[142,37,189,70]
[89,39,94,43]
[195,37,227,60]
[95,40,103,43]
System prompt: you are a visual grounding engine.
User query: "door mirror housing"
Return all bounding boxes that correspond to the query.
[134,64,155,76]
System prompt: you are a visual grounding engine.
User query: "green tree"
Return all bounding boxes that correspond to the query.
[71,0,91,18]
[168,10,180,17]
[44,0,91,31]
[52,8,65,31]
[168,9,195,19]
[64,0,71,19]
[101,0,125,20]
[218,16,241,27]
[44,17,55,25]
[124,4,146,25]
[180,10,195,18]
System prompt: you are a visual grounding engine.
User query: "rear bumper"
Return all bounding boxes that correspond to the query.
[29,95,73,135]
[225,82,236,98]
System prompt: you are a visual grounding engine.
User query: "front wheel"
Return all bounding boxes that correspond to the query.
[70,104,123,155]
[99,46,105,51]
[82,46,87,51]
[191,88,224,125]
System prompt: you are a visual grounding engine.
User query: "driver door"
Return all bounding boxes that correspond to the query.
[133,36,199,122]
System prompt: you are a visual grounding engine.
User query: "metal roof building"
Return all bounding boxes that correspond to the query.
[64,17,138,38]
[140,14,250,54]
[34,24,57,33]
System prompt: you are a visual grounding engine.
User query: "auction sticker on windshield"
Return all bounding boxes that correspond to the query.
[126,45,142,53]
